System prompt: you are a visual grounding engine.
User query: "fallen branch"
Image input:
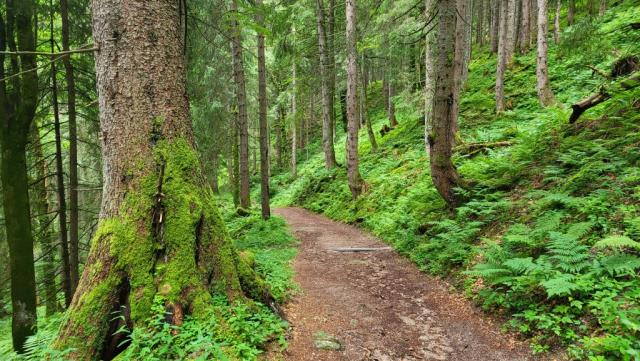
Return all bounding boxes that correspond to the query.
[569,71,639,124]
[0,46,98,57]
[455,141,512,156]
[585,65,610,79]
[569,88,610,124]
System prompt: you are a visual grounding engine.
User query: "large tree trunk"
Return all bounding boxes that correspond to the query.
[345,0,363,199]
[505,0,516,64]
[230,0,251,209]
[256,0,270,219]
[61,0,80,293]
[599,0,606,16]
[476,0,485,45]
[495,0,509,112]
[0,0,38,352]
[428,0,462,209]
[316,0,337,169]
[52,2,272,359]
[536,0,556,106]
[327,0,338,141]
[520,0,530,53]
[50,7,73,308]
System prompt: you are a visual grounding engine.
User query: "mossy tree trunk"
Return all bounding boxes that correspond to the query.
[0,0,39,352]
[52,1,273,359]
[345,0,363,199]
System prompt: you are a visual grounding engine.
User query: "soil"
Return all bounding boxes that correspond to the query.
[274,207,548,361]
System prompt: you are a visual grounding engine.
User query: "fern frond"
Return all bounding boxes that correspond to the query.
[541,274,580,298]
[598,254,640,276]
[594,235,640,251]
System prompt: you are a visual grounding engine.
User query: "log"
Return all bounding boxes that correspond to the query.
[454,141,513,156]
[569,89,610,124]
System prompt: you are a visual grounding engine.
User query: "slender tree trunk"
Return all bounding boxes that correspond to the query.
[495,0,509,112]
[340,87,348,132]
[537,0,556,106]
[345,0,363,199]
[361,53,377,150]
[428,0,462,209]
[599,0,606,16]
[316,0,337,169]
[0,0,38,352]
[230,0,251,209]
[275,105,285,169]
[454,0,472,131]
[328,0,338,142]
[425,0,436,152]
[505,0,516,64]
[568,0,575,24]
[231,122,241,206]
[387,80,398,127]
[32,123,58,316]
[60,0,80,293]
[520,0,530,53]
[476,0,485,46]
[52,1,274,359]
[553,0,561,44]
[529,0,537,48]
[256,0,270,219]
[291,59,298,178]
[211,153,219,193]
[490,0,501,53]
[50,7,73,308]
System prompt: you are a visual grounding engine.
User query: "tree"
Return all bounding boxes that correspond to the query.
[61,0,80,293]
[0,0,39,352]
[568,0,575,25]
[52,1,273,358]
[230,0,251,209]
[536,0,556,106]
[345,0,363,199]
[256,0,270,219]
[495,0,509,112]
[427,0,463,209]
[553,0,561,44]
[315,0,338,169]
[520,0,531,53]
[490,0,501,53]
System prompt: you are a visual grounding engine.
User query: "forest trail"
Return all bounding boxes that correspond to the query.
[275,207,536,361]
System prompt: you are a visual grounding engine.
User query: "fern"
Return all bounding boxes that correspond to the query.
[597,254,640,277]
[503,257,540,274]
[541,274,581,298]
[594,235,640,251]
[547,232,591,273]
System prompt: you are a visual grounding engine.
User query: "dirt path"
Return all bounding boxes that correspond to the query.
[274,207,538,361]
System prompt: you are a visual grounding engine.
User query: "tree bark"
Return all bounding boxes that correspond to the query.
[567,0,575,25]
[599,0,606,16]
[428,0,462,209]
[454,0,472,132]
[505,0,516,64]
[495,0,509,112]
[291,58,298,178]
[536,0,556,106]
[490,0,501,53]
[361,53,377,151]
[386,79,398,127]
[316,0,337,169]
[0,0,38,352]
[345,0,363,199]
[52,1,274,359]
[425,0,436,152]
[520,0,530,53]
[61,0,80,293]
[256,0,270,219]
[476,0,485,45]
[230,0,251,209]
[32,123,58,316]
[553,0,561,44]
[50,3,73,309]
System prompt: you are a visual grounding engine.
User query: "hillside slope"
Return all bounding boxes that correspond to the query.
[271,3,640,359]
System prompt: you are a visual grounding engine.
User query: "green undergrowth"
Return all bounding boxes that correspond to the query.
[271,3,640,360]
[0,181,297,361]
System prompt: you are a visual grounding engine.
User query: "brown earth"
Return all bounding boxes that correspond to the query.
[274,207,549,361]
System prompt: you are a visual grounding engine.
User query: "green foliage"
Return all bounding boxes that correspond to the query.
[269,1,640,359]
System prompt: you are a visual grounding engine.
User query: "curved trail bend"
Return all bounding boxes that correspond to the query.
[275,207,537,361]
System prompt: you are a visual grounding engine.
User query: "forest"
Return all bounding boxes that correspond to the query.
[0,0,639,360]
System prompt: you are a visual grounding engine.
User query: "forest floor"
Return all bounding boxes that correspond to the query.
[275,207,542,361]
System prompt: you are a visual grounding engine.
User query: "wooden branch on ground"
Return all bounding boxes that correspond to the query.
[329,247,392,252]
[569,72,639,124]
[569,88,610,124]
[585,65,610,79]
[454,141,513,156]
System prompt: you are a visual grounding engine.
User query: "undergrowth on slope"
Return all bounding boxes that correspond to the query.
[271,2,640,359]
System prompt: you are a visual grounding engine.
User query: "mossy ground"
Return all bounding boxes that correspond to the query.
[269,2,640,359]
